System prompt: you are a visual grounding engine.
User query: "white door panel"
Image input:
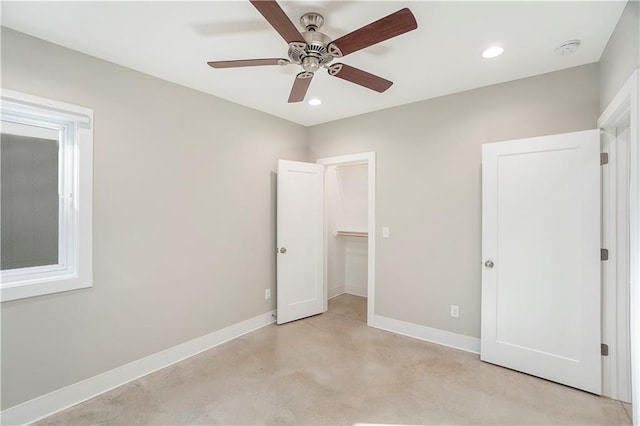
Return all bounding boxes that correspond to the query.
[277,160,325,324]
[481,129,601,394]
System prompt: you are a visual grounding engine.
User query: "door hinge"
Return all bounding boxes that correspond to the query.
[601,343,609,356]
[600,152,609,165]
[601,248,609,261]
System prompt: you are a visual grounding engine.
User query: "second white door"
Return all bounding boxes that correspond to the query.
[481,129,601,394]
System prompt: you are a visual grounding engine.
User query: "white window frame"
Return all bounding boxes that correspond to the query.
[1,89,93,302]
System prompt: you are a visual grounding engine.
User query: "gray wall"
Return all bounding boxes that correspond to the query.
[0,28,308,410]
[308,64,600,339]
[599,0,639,112]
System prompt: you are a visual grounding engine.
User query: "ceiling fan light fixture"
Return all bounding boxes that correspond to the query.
[482,46,504,59]
[302,56,321,73]
[308,98,322,106]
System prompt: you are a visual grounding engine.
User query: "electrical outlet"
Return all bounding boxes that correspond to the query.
[265,289,271,300]
[450,305,459,318]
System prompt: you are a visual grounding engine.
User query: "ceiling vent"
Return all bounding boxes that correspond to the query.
[555,40,581,55]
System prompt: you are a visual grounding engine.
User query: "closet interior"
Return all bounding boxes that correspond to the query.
[325,162,369,320]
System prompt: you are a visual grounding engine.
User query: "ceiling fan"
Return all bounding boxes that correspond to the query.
[207,0,418,103]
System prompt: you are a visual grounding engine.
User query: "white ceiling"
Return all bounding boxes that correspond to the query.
[1,1,627,126]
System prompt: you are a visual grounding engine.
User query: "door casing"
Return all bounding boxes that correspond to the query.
[598,69,639,408]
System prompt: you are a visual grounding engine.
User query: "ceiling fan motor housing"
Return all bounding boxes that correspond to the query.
[287,13,336,73]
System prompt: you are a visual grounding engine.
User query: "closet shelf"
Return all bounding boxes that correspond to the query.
[334,230,368,238]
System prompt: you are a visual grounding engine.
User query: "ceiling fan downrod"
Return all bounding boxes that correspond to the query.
[300,12,324,32]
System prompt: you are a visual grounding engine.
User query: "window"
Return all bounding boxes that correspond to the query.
[1,90,93,301]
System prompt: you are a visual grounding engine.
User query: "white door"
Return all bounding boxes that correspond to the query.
[481,129,601,394]
[277,160,325,324]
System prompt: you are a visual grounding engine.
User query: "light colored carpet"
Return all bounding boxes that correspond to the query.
[37,294,631,425]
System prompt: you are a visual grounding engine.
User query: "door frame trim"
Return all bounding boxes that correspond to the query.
[317,152,376,326]
[600,124,631,402]
[598,69,639,413]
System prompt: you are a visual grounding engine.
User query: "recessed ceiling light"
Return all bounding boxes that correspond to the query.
[555,40,581,55]
[482,46,504,59]
[308,98,322,106]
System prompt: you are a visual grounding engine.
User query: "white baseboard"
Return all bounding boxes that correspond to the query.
[371,314,480,354]
[328,285,345,299]
[344,285,367,298]
[0,310,276,426]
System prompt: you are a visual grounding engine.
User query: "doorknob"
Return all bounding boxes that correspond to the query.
[279,247,287,254]
[484,260,494,269]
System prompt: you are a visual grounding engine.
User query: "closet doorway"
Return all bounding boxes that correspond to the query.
[317,152,376,326]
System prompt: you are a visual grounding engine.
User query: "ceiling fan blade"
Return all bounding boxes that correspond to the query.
[288,72,314,103]
[328,8,417,57]
[207,58,288,69]
[250,0,306,45]
[328,64,393,93]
